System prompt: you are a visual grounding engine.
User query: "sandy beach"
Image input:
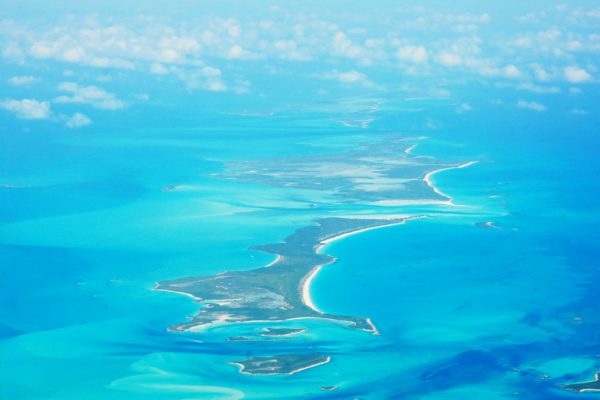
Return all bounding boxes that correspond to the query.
[153,283,203,302]
[261,328,307,337]
[424,161,478,203]
[184,314,379,334]
[265,255,282,268]
[301,217,422,315]
[230,356,331,376]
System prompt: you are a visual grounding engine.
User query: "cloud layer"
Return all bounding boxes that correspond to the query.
[1,99,51,119]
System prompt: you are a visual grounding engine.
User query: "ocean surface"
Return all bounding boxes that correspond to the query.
[1,87,599,400]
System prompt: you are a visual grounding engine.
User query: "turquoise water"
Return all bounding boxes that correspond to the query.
[2,1,600,398]
[0,2,599,389]
[2,100,599,399]
[311,104,600,398]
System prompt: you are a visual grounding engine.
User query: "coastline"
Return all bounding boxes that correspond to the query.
[153,283,202,302]
[301,217,423,315]
[265,255,282,268]
[155,215,422,335]
[154,158,476,337]
[183,315,376,334]
[424,161,478,203]
[230,356,332,376]
[261,328,307,337]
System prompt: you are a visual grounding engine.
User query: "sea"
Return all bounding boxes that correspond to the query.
[1,84,599,399]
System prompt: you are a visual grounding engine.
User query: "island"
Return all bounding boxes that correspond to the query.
[261,327,307,337]
[226,336,249,342]
[155,216,419,334]
[564,372,600,393]
[230,354,330,375]
[154,139,476,377]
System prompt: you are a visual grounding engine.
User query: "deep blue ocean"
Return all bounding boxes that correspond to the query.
[1,79,599,399]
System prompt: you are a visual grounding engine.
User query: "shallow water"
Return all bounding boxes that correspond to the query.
[1,92,599,399]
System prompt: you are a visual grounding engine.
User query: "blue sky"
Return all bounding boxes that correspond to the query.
[0,1,598,131]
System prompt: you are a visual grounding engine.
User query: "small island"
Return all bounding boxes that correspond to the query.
[261,327,307,337]
[231,354,330,375]
[227,336,249,342]
[564,372,600,393]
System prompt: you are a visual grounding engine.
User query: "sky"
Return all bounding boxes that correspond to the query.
[0,1,598,132]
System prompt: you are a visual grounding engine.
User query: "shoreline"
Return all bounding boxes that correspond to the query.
[174,314,379,334]
[230,356,331,376]
[301,217,423,315]
[156,215,424,335]
[154,158,477,336]
[265,255,282,268]
[261,328,307,337]
[153,283,202,302]
[424,161,478,203]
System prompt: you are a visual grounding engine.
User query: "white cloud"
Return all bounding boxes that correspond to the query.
[517,83,560,94]
[517,100,547,112]
[564,66,591,83]
[87,57,134,70]
[0,99,51,119]
[7,75,38,86]
[62,46,86,63]
[274,40,310,61]
[437,53,463,67]
[150,63,169,75]
[330,32,376,65]
[55,82,125,110]
[396,45,428,64]
[337,70,367,83]
[226,44,256,60]
[453,24,479,33]
[178,66,227,92]
[30,41,55,58]
[531,64,551,81]
[331,32,364,60]
[319,69,374,87]
[503,64,522,79]
[64,112,92,128]
[0,11,596,90]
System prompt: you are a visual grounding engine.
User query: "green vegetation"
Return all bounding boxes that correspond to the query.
[261,327,306,336]
[156,217,411,334]
[231,354,330,375]
[564,373,600,393]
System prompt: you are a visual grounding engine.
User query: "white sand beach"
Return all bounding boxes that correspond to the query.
[153,283,203,302]
[424,161,478,203]
[230,356,331,375]
[301,217,422,315]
